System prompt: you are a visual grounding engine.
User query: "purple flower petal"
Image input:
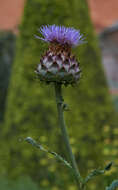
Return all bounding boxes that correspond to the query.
[36,25,85,47]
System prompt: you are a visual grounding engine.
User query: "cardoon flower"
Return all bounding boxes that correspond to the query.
[35,25,84,85]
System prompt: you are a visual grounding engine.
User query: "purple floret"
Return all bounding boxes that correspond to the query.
[35,25,84,47]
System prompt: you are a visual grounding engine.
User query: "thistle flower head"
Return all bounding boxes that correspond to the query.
[36,25,84,47]
[36,25,84,85]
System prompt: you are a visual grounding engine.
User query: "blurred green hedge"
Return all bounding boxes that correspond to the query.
[0,176,39,190]
[1,0,117,189]
[0,31,16,122]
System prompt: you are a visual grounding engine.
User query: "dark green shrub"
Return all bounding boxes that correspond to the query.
[0,31,16,122]
[0,176,40,190]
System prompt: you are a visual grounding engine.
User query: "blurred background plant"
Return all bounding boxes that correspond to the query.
[0,31,16,122]
[0,0,118,190]
[0,176,39,190]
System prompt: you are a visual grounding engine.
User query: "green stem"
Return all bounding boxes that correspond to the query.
[54,83,82,189]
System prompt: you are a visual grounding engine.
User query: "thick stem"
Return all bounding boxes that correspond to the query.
[54,83,82,189]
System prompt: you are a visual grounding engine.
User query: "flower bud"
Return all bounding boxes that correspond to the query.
[35,25,84,85]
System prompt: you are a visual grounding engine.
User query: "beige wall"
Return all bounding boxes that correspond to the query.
[88,0,118,32]
[0,0,24,33]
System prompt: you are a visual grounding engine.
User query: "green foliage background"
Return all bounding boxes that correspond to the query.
[1,0,116,189]
[0,31,16,122]
[0,176,39,190]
